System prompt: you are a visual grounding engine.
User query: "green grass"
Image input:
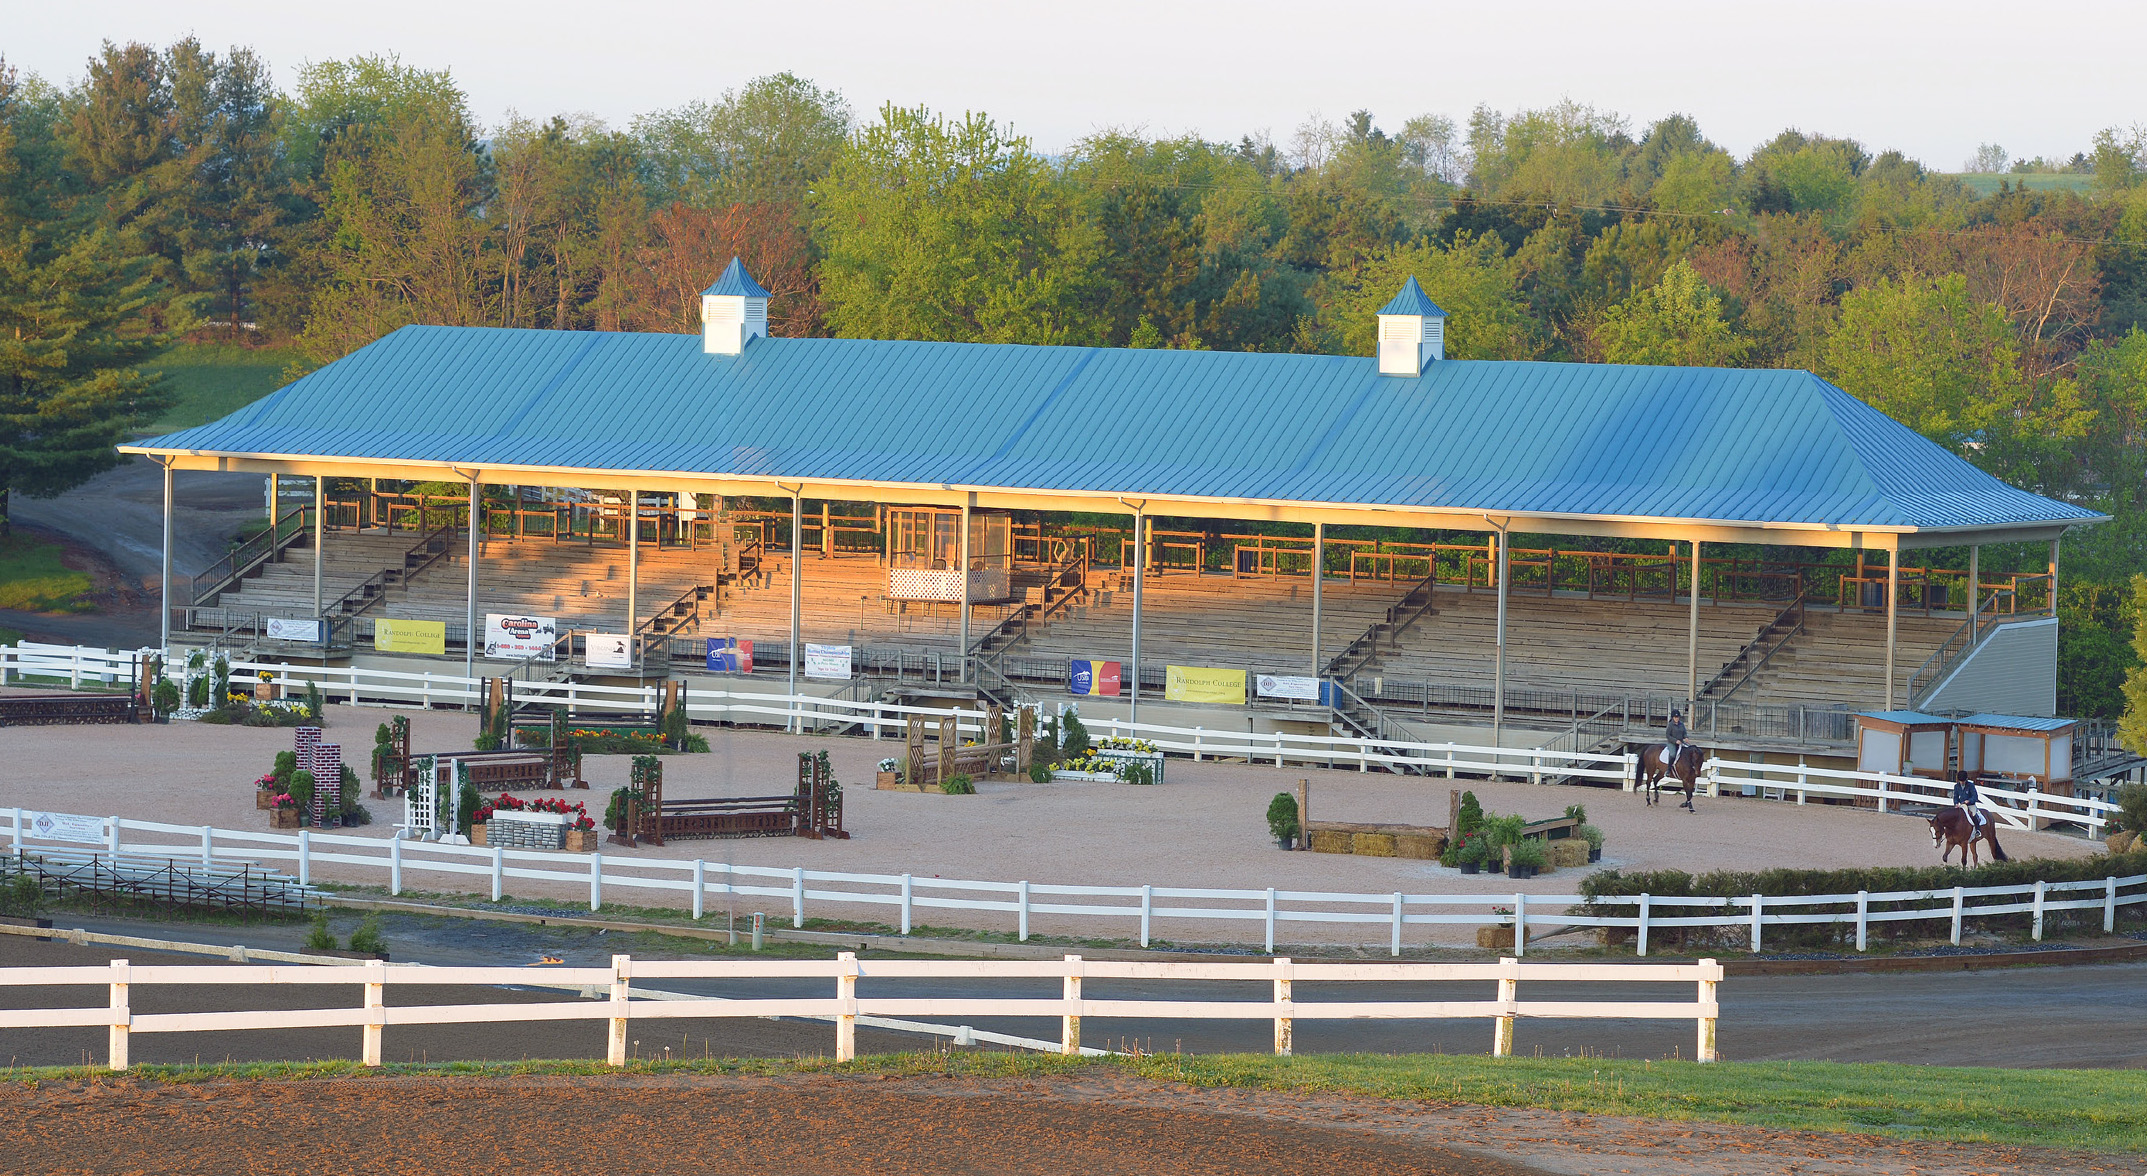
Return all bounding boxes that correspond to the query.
[0,625,22,646]
[0,533,93,611]
[7,1053,2140,1153]
[1949,172,2097,197]
[138,341,305,434]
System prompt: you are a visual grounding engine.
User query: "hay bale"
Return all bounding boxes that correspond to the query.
[1394,831,1446,860]
[2108,830,2138,855]
[1476,925,1515,950]
[1308,829,1356,855]
[1351,832,1398,857]
[1547,839,1590,869]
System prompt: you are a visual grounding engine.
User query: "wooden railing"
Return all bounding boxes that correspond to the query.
[187,506,310,608]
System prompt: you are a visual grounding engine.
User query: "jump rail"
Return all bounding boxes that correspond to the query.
[7,810,2141,958]
[0,952,1725,1069]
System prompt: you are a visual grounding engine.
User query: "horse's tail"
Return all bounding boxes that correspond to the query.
[1986,822,2008,862]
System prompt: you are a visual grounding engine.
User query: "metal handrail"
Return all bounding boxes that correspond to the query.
[1907,590,2017,704]
[1699,591,1807,703]
[189,507,310,607]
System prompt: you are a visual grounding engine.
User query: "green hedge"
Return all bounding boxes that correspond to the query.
[1579,851,2147,951]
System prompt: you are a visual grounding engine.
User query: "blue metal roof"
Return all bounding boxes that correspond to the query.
[132,325,2104,533]
[1855,711,1953,726]
[1958,714,2077,732]
[700,258,769,298]
[1378,277,1445,317]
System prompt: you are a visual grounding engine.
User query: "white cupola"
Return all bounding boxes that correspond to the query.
[701,257,771,355]
[1376,276,1446,376]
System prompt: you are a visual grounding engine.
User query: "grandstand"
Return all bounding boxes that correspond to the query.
[128,264,2101,752]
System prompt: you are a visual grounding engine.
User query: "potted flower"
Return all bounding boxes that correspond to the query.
[269,793,301,828]
[1455,833,1488,874]
[564,811,598,852]
[1579,824,1604,863]
[1266,792,1299,850]
[255,772,281,809]
[1508,837,1546,879]
[876,758,900,789]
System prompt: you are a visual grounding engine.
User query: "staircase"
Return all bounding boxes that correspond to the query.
[1322,569,1439,680]
[966,546,1090,668]
[1697,592,1806,703]
[1325,678,1432,774]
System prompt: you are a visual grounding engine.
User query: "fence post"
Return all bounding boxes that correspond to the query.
[1636,892,1651,957]
[361,960,385,1066]
[1194,728,1202,762]
[199,825,213,868]
[2032,879,2046,941]
[1855,890,1869,952]
[1622,753,1638,793]
[1018,880,1031,941]
[1951,885,1964,945]
[297,830,311,886]
[900,873,913,936]
[1493,956,1517,1058]
[1275,731,1284,768]
[2106,876,2118,934]
[491,844,505,902]
[1513,893,1527,957]
[793,867,806,928]
[1750,893,1763,954]
[589,852,603,911]
[606,953,630,1066]
[1390,892,1404,957]
[107,816,121,857]
[1264,887,1277,954]
[1140,884,1153,947]
[107,959,130,1071]
[1875,777,1889,815]
[1696,958,1720,1063]
[836,952,860,1062]
[389,835,403,895]
[8,807,18,854]
[1061,955,1082,1056]
[1272,957,1294,1057]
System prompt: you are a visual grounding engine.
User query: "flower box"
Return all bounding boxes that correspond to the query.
[269,808,300,829]
[256,790,277,810]
[470,822,488,846]
[875,770,900,789]
[1089,747,1165,784]
[564,827,598,853]
[1049,770,1122,783]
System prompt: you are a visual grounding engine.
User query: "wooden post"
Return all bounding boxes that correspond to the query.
[607,954,630,1066]
[362,960,385,1066]
[907,717,925,787]
[1296,778,1311,847]
[1493,956,1517,1058]
[938,713,957,788]
[1061,955,1082,1056]
[1272,957,1293,1056]
[821,503,831,557]
[1017,706,1035,775]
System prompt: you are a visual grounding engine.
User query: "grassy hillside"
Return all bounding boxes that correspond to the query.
[0,532,92,611]
[1948,172,2096,197]
[138,342,305,435]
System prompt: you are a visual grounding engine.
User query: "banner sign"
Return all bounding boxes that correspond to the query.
[1165,665,1247,706]
[585,632,633,670]
[705,637,754,674]
[805,643,854,680]
[28,811,105,845]
[266,617,322,643]
[373,617,446,655]
[484,613,558,661]
[1068,659,1122,697]
[1255,673,1322,702]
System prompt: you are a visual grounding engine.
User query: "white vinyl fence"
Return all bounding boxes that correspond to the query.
[8,810,2143,958]
[0,952,1726,1069]
[1702,758,2116,836]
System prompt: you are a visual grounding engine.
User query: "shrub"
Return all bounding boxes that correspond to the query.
[1510,838,1547,868]
[1028,762,1051,783]
[941,774,975,795]
[1578,824,1605,851]
[1455,791,1484,837]
[1059,712,1092,759]
[1478,813,1527,850]
[1457,833,1491,866]
[346,913,387,956]
[1564,803,1587,826]
[151,678,180,718]
[0,872,42,918]
[457,780,480,835]
[272,750,297,785]
[603,786,637,831]
[288,769,316,819]
[1266,792,1300,842]
[2117,783,2147,835]
[304,680,324,720]
[212,658,230,706]
[1033,718,1060,766]
[1119,761,1156,786]
[661,694,690,749]
[302,913,337,953]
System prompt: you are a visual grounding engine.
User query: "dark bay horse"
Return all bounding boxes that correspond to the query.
[1929,806,2009,866]
[1640,743,1704,811]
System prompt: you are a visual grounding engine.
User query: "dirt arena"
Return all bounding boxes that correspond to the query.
[1,1070,2129,1176]
[2,701,2102,946]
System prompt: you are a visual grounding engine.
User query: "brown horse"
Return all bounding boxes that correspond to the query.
[1640,743,1704,811]
[1928,806,2008,866]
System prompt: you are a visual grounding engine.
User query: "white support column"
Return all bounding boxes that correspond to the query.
[1687,540,1701,707]
[313,474,326,619]
[159,462,175,651]
[789,492,802,724]
[1493,527,1509,756]
[465,474,480,690]
[267,471,278,530]
[1884,547,1900,709]
[1310,522,1324,675]
[1130,507,1145,727]
[2048,535,2060,618]
[627,490,639,671]
[959,496,972,683]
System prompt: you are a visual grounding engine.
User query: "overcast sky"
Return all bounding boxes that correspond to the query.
[8,0,2144,168]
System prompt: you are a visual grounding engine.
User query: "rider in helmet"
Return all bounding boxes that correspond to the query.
[1663,709,1688,769]
[1951,771,1986,829]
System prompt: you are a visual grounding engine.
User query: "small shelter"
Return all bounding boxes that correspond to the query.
[1957,713,2076,792]
[1854,711,1954,778]
[885,506,1013,603]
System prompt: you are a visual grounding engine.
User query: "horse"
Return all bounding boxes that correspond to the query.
[1640,742,1704,811]
[1928,805,2008,867]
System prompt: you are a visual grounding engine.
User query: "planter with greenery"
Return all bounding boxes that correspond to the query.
[940,773,976,795]
[1266,792,1300,850]
[1508,837,1547,878]
[1580,823,1605,862]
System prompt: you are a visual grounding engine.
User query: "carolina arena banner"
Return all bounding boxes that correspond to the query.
[484,613,558,661]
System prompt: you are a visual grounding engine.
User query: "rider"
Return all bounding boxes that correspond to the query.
[1663,709,1688,769]
[1951,771,1986,829]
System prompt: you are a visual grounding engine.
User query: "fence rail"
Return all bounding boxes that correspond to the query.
[7,810,2141,959]
[0,951,1725,1069]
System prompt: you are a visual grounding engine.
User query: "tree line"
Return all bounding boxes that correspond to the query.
[6,40,2147,715]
